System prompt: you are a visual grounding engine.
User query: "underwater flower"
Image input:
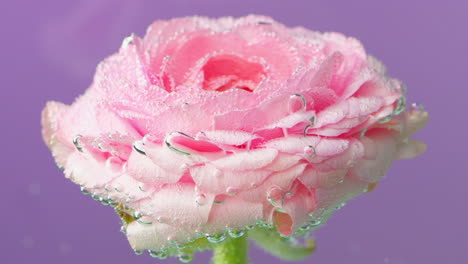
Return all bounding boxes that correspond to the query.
[41,15,428,261]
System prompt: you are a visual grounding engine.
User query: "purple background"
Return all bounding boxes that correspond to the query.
[1,0,467,263]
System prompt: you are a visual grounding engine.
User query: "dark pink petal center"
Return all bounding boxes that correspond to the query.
[202,54,265,92]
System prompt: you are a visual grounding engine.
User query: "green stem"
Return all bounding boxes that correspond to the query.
[212,235,248,264]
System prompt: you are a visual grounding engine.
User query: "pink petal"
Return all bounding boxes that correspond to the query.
[206,197,263,232]
[198,130,259,146]
[299,167,347,188]
[138,184,214,227]
[190,164,271,194]
[126,150,183,183]
[211,148,278,171]
[263,153,303,172]
[64,153,116,189]
[126,220,198,251]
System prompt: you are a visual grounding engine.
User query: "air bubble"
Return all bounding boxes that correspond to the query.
[100,198,110,206]
[178,253,194,263]
[206,232,227,243]
[289,94,307,113]
[304,145,316,158]
[142,133,158,146]
[226,186,239,196]
[133,211,143,219]
[120,225,126,234]
[164,132,192,155]
[157,216,167,224]
[138,183,146,192]
[360,128,368,138]
[267,186,284,208]
[309,218,322,226]
[73,135,84,152]
[246,225,256,230]
[303,125,311,137]
[393,97,406,116]
[335,202,346,210]
[80,186,90,195]
[121,35,134,48]
[132,141,146,155]
[196,193,207,206]
[137,216,153,225]
[309,116,316,124]
[149,250,168,259]
[134,249,143,255]
[377,115,392,124]
[228,228,246,238]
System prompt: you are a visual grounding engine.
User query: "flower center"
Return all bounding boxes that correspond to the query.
[202,55,265,92]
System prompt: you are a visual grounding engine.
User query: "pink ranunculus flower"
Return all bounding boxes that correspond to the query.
[42,15,428,261]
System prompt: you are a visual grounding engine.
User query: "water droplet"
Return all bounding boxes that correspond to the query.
[267,186,284,208]
[377,115,392,124]
[206,232,227,243]
[334,202,346,210]
[73,135,84,152]
[178,253,194,263]
[164,132,192,155]
[246,224,256,230]
[120,225,126,234]
[196,193,206,206]
[309,218,322,226]
[261,222,274,229]
[149,250,168,259]
[157,216,167,224]
[289,94,307,113]
[80,186,90,195]
[360,128,368,138]
[309,116,316,125]
[113,183,123,193]
[122,35,135,48]
[142,133,158,146]
[108,198,117,207]
[56,163,65,171]
[393,97,406,116]
[304,145,316,157]
[226,186,239,196]
[303,124,311,137]
[133,211,143,219]
[256,21,272,25]
[299,223,312,231]
[256,217,265,225]
[138,183,146,192]
[182,102,191,110]
[100,198,110,206]
[132,141,146,155]
[228,228,246,238]
[411,102,425,111]
[137,216,153,225]
[91,194,100,201]
[134,249,143,255]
